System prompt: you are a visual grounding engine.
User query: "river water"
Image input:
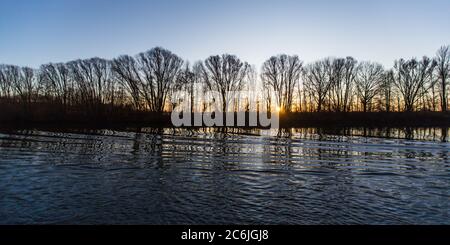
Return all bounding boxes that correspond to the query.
[0,127,449,224]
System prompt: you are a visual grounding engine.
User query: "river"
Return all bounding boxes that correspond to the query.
[0,127,448,224]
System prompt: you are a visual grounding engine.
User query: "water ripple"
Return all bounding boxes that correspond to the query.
[0,127,449,224]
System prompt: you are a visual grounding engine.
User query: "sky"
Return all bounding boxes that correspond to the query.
[0,0,449,69]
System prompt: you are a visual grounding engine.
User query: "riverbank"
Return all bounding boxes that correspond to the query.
[280,111,450,127]
[1,109,450,129]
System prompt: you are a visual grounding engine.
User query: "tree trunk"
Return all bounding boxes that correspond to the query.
[442,78,447,112]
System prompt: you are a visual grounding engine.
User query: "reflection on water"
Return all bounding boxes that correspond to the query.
[0,127,449,224]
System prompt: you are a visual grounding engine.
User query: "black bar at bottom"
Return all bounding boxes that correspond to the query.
[0,225,449,244]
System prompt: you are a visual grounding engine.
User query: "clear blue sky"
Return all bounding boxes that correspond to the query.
[0,0,449,69]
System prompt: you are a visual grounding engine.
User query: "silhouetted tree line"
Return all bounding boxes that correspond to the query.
[0,45,449,121]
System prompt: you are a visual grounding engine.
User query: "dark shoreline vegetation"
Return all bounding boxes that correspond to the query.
[1,102,450,129]
[1,46,449,130]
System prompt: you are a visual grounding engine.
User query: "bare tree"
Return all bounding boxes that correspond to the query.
[328,58,345,111]
[261,54,303,112]
[68,58,113,113]
[263,80,273,112]
[355,61,384,112]
[112,55,142,109]
[342,57,357,112]
[175,62,202,114]
[328,57,358,112]
[137,47,183,112]
[0,65,36,106]
[14,67,36,107]
[113,48,183,112]
[436,45,450,112]
[0,65,13,99]
[40,63,73,112]
[393,57,437,112]
[201,54,250,112]
[1,65,21,102]
[380,69,395,112]
[245,65,259,112]
[302,59,334,112]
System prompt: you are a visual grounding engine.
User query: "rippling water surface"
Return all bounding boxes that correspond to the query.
[0,127,449,224]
